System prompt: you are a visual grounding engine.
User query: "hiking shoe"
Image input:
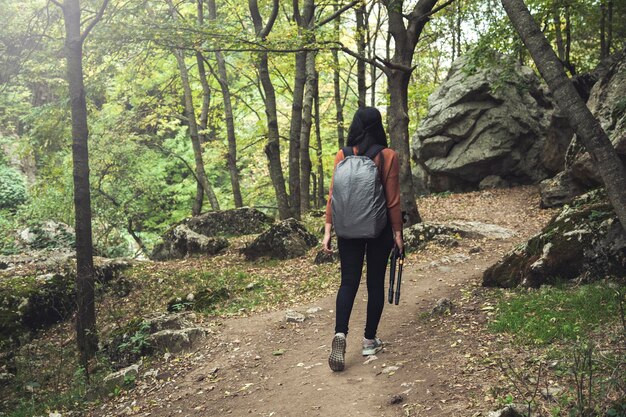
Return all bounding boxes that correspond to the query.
[362,337,383,356]
[329,333,346,371]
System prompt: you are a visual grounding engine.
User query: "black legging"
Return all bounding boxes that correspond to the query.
[335,222,394,339]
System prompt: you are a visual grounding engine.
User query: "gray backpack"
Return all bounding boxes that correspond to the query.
[331,145,387,239]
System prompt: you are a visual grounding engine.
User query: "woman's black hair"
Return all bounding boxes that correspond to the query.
[346,107,388,154]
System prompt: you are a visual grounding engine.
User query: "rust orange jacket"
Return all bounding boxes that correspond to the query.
[325,147,403,233]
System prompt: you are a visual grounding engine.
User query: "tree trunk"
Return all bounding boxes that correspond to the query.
[288,48,306,218]
[249,0,291,219]
[388,70,422,225]
[501,0,626,233]
[62,0,98,369]
[553,4,565,62]
[381,0,438,226]
[356,0,367,107]
[564,3,575,75]
[606,0,613,56]
[332,4,345,149]
[172,49,220,211]
[314,84,325,208]
[192,182,203,215]
[300,50,315,213]
[195,1,210,143]
[208,0,244,208]
[601,1,607,59]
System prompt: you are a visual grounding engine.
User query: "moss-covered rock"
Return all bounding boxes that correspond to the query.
[483,189,626,287]
[185,207,274,237]
[151,225,229,260]
[241,218,318,261]
[0,256,133,345]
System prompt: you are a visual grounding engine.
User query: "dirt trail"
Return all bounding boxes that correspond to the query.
[93,186,555,417]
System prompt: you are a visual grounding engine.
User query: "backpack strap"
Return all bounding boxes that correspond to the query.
[364,144,384,160]
[342,146,354,157]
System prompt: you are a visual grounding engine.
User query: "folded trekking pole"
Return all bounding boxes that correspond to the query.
[394,250,404,305]
[388,245,405,304]
[388,247,397,304]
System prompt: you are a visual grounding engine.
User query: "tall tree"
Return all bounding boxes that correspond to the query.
[300,0,316,213]
[167,0,220,213]
[208,0,244,208]
[501,0,626,233]
[332,3,346,149]
[287,0,314,219]
[378,0,451,225]
[53,0,109,371]
[355,0,367,107]
[249,0,291,219]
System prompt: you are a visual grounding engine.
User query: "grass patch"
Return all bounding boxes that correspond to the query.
[489,283,625,345]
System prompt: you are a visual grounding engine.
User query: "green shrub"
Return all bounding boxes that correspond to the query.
[0,165,27,210]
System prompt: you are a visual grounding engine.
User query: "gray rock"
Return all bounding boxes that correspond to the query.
[432,234,459,247]
[0,372,15,386]
[484,188,626,288]
[102,364,139,393]
[487,404,527,417]
[404,221,514,251]
[241,218,318,261]
[151,224,229,260]
[306,306,323,314]
[545,52,626,201]
[412,52,569,193]
[479,175,509,190]
[148,328,206,353]
[539,171,587,208]
[184,207,274,237]
[17,221,75,251]
[431,298,454,315]
[285,310,306,323]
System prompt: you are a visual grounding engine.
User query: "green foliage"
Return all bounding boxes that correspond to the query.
[0,164,27,210]
[116,321,152,355]
[490,283,625,345]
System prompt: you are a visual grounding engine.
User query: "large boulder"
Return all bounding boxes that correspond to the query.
[17,221,75,251]
[184,207,274,237]
[412,53,573,193]
[483,189,626,288]
[151,224,229,260]
[540,51,626,207]
[241,218,318,261]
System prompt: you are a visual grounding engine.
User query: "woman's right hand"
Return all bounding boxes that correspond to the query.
[322,223,333,254]
[393,231,404,253]
[322,232,332,254]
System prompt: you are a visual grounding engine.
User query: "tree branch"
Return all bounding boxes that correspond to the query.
[316,0,360,28]
[340,45,389,74]
[49,0,63,8]
[81,0,109,42]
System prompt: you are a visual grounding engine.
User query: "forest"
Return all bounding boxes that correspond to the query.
[1,0,625,416]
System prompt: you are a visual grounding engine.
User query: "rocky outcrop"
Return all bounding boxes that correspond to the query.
[484,189,626,288]
[0,257,133,344]
[151,225,229,260]
[540,51,626,207]
[241,218,318,261]
[412,53,573,193]
[184,207,274,237]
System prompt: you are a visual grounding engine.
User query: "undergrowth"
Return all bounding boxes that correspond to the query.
[489,281,626,416]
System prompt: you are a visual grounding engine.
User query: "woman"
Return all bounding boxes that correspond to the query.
[322,107,403,372]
